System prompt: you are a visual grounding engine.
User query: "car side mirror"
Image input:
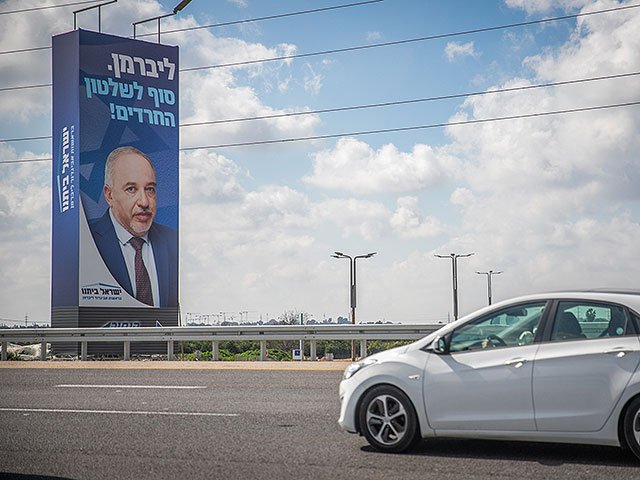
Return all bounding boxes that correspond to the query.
[431,335,449,354]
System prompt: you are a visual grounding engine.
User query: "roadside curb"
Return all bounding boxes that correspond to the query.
[0,360,349,371]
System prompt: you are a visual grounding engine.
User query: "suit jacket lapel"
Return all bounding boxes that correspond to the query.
[93,211,133,297]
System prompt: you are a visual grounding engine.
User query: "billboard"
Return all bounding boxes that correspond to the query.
[52,29,179,333]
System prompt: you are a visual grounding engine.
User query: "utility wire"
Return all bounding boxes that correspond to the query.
[0,45,50,55]
[0,0,383,56]
[136,0,384,39]
[181,3,640,71]
[0,83,52,92]
[179,101,640,150]
[181,71,640,127]
[3,70,639,143]
[0,0,101,16]
[2,3,639,89]
[2,100,638,163]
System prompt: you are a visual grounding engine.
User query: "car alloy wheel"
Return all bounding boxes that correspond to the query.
[622,397,640,460]
[359,385,418,452]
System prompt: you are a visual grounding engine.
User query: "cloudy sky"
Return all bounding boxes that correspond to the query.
[0,0,639,325]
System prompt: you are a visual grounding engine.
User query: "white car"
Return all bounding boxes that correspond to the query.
[339,290,640,459]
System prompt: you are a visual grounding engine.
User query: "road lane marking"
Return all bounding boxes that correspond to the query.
[56,384,207,389]
[0,407,238,417]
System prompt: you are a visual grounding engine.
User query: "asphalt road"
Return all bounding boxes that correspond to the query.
[1,363,639,480]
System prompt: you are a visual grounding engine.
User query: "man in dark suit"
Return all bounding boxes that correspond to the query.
[89,146,178,307]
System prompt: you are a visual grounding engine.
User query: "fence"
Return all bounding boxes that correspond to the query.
[0,323,442,361]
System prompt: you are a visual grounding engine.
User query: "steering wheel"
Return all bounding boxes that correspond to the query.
[485,334,507,347]
[518,330,534,345]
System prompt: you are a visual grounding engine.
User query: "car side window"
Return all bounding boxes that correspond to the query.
[449,302,546,353]
[550,302,631,342]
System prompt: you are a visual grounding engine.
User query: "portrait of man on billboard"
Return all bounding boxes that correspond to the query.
[89,146,178,307]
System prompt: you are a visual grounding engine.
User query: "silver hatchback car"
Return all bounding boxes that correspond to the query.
[339,290,640,460]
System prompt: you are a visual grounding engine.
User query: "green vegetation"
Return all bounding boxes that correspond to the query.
[177,339,414,360]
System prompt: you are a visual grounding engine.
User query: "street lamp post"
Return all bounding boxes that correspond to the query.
[476,270,503,305]
[435,252,474,321]
[332,251,376,360]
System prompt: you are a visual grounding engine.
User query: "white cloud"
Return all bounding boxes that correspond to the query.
[180,150,245,204]
[0,146,51,323]
[304,138,456,194]
[303,64,323,95]
[367,31,382,41]
[445,41,479,62]
[504,0,591,15]
[314,198,389,240]
[226,0,248,7]
[428,0,640,310]
[2,0,640,325]
[390,197,445,239]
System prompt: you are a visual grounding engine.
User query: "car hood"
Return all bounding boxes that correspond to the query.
[367,343,411,362]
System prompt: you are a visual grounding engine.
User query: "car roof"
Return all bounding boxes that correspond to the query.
[490,289,640,313]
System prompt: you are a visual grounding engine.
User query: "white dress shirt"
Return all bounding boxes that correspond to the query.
[109,209,160,307]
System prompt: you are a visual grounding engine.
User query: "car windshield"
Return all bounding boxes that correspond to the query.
[449,302,546,352]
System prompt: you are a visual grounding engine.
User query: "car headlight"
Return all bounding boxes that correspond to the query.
[343,358,378,380]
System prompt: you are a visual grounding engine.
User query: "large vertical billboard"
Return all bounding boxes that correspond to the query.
[52,29,179,334]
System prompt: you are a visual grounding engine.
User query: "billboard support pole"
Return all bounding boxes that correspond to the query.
[132,0,193,42]
[73,0,118,31]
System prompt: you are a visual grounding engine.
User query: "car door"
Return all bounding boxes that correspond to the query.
[423,301,547,431]
[532,301,640,432]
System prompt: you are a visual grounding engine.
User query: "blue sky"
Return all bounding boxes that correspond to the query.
[1,0,639,325]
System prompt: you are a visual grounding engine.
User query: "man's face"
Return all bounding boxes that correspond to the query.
[104,152,157,236]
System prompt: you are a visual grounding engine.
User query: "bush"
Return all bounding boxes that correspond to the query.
[174,339,413,361]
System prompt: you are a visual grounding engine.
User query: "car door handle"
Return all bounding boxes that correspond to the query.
[505,358,527,368]
[603,348,633,358]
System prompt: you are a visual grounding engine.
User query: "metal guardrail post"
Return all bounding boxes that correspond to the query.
[212,340,219,361]
[40,342,47,361]
[360,339,367,359]
[167,340,174,361]
[310,340,317,361]
[1,341,7,361]
[81,341,88,361]
[260,340,267,361]
[124,341,130,360]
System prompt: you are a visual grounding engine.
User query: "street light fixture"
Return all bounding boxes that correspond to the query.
[332,251,376,360]
[435,252,474,321]
[133,0,194,42]
[476,270,503,305]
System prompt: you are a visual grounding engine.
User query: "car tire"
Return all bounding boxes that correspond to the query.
[623,397,640,460]
[358,385,419,453]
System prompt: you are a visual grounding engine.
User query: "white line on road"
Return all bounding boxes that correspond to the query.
[0,407,238,417]
[56,384,207,389]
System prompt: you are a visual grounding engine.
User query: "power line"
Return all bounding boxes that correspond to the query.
[181,3,640,71]
[0,0,101,16]
[0,46,50,55]
[0,0,383,56]
[3,70,639,143]
[180,71,640,127]
[179,101,640,150]
[0,157,52,164]
[1,135,52,144]
[0,83,52,92]
[2,100,638,163]
[135,0,384,39]
[2,3,639,90]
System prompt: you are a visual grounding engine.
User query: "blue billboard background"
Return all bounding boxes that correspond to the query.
[77,30,178,229]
